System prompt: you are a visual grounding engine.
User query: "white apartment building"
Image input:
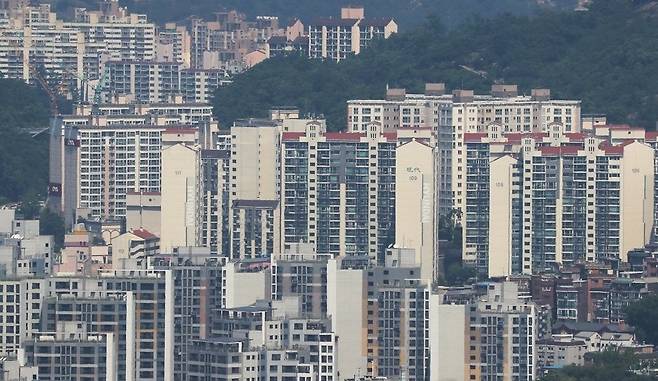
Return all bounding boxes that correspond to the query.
[0,1,155,91]
[156,22,191,68]
[462,126,655,277]
[395,137,438,282]
[0,278,47,357]
[103,61,229,103]
[160,130,201,252]
[280,123,397,262]
[308,7,397,62]
[228,119,281,259]
[347,84,582,218]
[49,101,217,227]
[429,282,537,381]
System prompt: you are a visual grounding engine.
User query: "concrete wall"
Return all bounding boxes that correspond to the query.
[160,143,199,253]
[395,140,436,282]
[224,263,269,308]
[620,142,655,261]
[489,155,518,277]
[327,259,367,379]
[429,294,466,381]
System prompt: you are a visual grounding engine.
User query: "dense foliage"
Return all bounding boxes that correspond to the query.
[214,0,658,131]
[540,350,655,381]
[0,79,51,204]
[625,294,658,347]
[41,0,577,27]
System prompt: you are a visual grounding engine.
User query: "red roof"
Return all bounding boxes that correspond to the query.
[539,146,581,156]
[324,132,365,141]
[565,132,585,141]
[646,131,658,141]
[281,132,305,141]
[598,141,633,155]
[381,132,397,141]
[464,132,487,143]
[131,228,158,240]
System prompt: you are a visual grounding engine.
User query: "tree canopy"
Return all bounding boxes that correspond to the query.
[540,350,655,381]
[625,294,658,347]
[0,79,51,204]
[214,0,658,131]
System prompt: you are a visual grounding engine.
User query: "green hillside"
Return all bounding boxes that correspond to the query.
[0,79,51,204]
[213,0,658,131]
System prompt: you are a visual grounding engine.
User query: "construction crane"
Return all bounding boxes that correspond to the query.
[92,66,109,111]
[28,63,58,116]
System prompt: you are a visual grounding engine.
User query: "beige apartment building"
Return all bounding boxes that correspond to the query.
[348,84,581,219]
[49,99,216,227]
[280,121,440,276]
[228,119,281,259]
[156,22,191,68]
[308,7,397,62]
[395,138,437,282]
[462,126,656,277]
[0,1,155,91]
[429,282,537,381]
[160,129,201,253]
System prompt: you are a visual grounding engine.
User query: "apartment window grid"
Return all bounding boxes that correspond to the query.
[594,155,621,259]
[464,142,490,274]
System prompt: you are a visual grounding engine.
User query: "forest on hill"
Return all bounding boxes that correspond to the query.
[213,0,658,131]
[0,79,51,204]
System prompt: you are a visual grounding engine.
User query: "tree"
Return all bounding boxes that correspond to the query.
[625,294,658,346]
[540,349,654,381]
[39,208,65,252]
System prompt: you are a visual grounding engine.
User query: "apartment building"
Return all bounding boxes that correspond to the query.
[0,1,155,90]
[0,19,85,87]
[23,322,116,381]
[366,265,429,380]
[348,85,582,219]
[395,136,438,282]
[111,228,160,269]
[180,68,231,103]
[308,7,397,62]
[229,119,281,259]
[429,282,537,381]
[270,249,329,318]
[537,339,587,371]
[328,255,431,380]
[49,100,216,227]
[104,60,229,103]
[189,11,285,71]
[151,252,226,380]
[0,278,47,356]
[267,35,309,58]
[160,129,202,252]
[0,209,55,276]
[281,124,396,262]
[105,61,181,103]
[156,22,191,68]
[230,199,280,259]
[41,270,175,381]
[280,121,437,274]
[191,299,336,380]
[461,127,655,277]
[199,145,231,256]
